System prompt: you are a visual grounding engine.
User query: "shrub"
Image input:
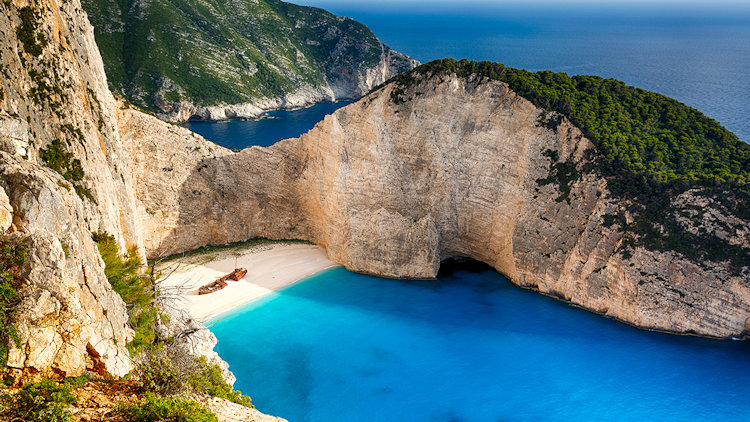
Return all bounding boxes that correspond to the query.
[188,356,253,407]
[63,374,91,388]
[39,139,95,203]
[114,393,217,422]
[137,346,189,395]
[137,346,253,407]
[93,231,156,354]
[0,235,27,366]
[16,6,47,57]
[0,379,76,422]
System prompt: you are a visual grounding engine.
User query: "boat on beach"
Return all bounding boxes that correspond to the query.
[227,267,248,281]
[198,268,248,295]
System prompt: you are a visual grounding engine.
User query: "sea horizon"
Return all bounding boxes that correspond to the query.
[288,0,750,143]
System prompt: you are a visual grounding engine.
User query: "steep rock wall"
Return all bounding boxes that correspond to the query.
[0,0,144,378]
[0,0,143,257]
[127,74,749,339]
[0,153,132,379]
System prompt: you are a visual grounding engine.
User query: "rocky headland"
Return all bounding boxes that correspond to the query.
[125,66,749,340]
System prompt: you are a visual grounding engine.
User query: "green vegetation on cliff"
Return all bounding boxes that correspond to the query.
[115,393,217,422]
[92,234,253,409]
[80,0,413,114]
[381,59,750,270]
[0,379,76,422]
[138,348,253,407]
[389,59,749,186]
[0,236,27,367]
[93,231,156,353]
[40,139,95,203]
[16,6,47,57]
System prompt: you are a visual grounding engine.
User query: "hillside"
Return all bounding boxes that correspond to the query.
[80,0,417,121]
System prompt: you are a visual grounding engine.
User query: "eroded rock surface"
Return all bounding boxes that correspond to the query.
[0,154,132,379]
[126,73,749,339]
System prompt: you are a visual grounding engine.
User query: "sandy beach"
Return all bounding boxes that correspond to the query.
[158,243,339,322]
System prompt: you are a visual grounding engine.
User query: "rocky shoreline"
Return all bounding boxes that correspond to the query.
[157,86,344,123]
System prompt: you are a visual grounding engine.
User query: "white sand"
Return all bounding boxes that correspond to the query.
[158,243,339,322]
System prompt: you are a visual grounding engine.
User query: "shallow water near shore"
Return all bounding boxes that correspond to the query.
[209,266,750,422]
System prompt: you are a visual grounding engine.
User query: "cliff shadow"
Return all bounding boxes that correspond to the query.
[153,139,316,257]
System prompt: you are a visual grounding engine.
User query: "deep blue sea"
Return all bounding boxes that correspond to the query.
[210,266,750,422]
[188,2,749,147]
[182,101,349,149]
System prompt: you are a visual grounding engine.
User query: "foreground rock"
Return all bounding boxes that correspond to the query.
[0,154,132,380]
[0,0,147,380]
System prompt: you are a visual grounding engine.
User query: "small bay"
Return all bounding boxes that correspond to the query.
[182,101,350,149]
[209,266,750,422]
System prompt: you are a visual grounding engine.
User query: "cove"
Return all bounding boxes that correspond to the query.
[182,101,350,149]
[208,265,750,422]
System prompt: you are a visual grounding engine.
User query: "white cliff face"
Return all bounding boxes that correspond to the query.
[0,0,145,379]
[0,0,144,259]
[1,153,132,379]
[125,73,749,339]
[0,0,257,387]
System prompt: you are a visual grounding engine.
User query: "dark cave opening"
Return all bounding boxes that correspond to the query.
[437,256,494,277]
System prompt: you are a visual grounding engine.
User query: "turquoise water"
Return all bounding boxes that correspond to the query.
[182,101,350,149]
[209,265,750,421]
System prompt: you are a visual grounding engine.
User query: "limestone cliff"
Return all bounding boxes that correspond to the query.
[0,0,143,257]
[0,2,261,404]
[125,72,749,339]
[0,0,147,379]
[0,154,132,379]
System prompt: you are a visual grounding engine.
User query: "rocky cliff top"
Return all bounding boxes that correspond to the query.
[373,59,750,274]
